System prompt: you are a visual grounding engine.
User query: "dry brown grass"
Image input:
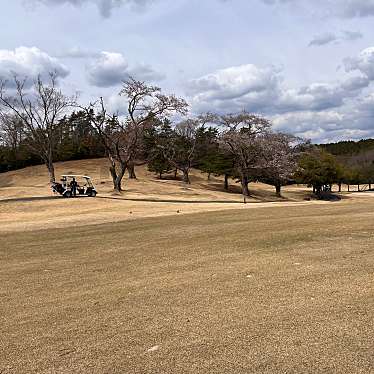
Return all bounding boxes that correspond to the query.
[0,158,311,200]
[0,158,315,233]
[1,160,374,373]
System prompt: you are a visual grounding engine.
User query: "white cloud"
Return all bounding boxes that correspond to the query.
[86,51,165,87]
[276,89,374,141]
[188,62,370,115]
[187,55,374,142]
[188,64,281,113]
[128,63,165,83]
[105,92,127,114]
[272,101,374,143]
[278,77,369,113]
[344,47,374,80]
[0,46,69,87]
[87,51,129,87]
[272,110,344,135]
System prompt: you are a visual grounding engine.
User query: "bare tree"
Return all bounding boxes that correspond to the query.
[156,114,215,184]
[259,133,301,197]
[86,78,188,192]
[83,98,125,190]
[120,79,189,179]
[160,118,199,183]
[217,112,271,197]
[0,73,76,183]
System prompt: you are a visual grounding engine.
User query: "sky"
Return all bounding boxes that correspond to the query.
[1,0,374,143]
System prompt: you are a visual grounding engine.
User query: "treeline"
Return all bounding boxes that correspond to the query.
[0,111,104,173]
[1,74,373,198]
[319,139,374,188]
[321,139,374,156]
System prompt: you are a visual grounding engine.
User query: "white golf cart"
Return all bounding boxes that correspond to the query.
[52,175,97,198]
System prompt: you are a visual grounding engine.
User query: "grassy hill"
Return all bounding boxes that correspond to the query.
[0,157,309,200]
[0,158,317,233]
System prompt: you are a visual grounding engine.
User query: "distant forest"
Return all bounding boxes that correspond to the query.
[320,139,374,172]
[0,111,105,173]
[321,139,374,157]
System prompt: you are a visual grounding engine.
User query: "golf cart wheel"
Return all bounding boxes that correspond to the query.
[89,191,97,197]
[64,191,72,198]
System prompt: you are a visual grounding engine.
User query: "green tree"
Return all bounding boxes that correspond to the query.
[195,126,219,179]
[144,120,173,179]
[148,152,172,179]
[296,148,342,196]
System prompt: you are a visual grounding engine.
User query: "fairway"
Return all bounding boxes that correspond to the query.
[2,199,374,373]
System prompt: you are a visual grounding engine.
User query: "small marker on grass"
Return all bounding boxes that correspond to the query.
[147,345,159,353]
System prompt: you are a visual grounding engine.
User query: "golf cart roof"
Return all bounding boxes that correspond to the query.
[61,175,91,179]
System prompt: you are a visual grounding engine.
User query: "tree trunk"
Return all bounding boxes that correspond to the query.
[224,174,229,191]
[128,164,136,179]
[174,168,178,179]
[275,183,281,197]
[207,172,211,181]
[182,169,190,184]
[109,160,118,190]
[45,148,55,184]
[114,163,127,192]
[159,172,162,179]
[358,184,360,192]
[348,184,350,192]
[241,175,250,197]
[338,183,342,192]
[109,157,127,192]
[45,158,55,184]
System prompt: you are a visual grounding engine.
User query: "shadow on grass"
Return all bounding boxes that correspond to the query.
[0,195,98,203]
[0,195,243,204]
[0,196,59,203]
[96,196,243,204]
[1,192,345,205]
